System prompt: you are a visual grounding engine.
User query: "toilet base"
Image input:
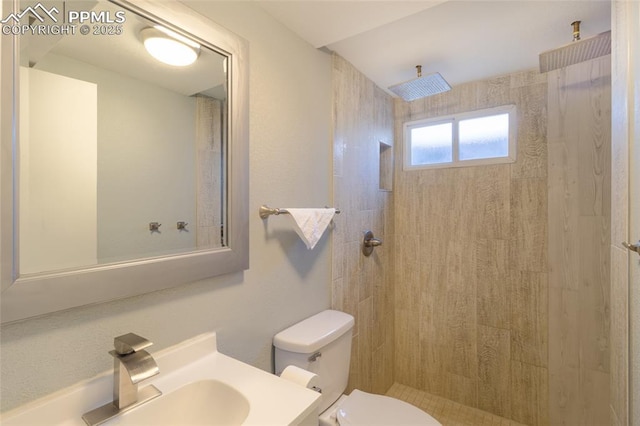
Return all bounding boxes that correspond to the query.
[318,394,348,426]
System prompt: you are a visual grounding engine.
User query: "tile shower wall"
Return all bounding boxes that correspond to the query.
[331,54,396,394]
[547,56,611,425]
[610,4,635,425]
[394,71,549,425]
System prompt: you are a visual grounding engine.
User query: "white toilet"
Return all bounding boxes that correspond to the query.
[274,310,442,426]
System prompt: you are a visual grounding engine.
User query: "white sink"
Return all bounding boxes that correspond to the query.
[2,333,321,426]
[107,380,250,425]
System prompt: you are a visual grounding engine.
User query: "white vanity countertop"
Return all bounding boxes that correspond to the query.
[1,332,321,425]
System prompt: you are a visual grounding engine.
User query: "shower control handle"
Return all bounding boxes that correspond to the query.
[362,230,382,257]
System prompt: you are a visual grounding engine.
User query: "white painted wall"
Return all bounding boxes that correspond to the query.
[19,67,98,274]
[33,53,198,264]
[0,1,332,412]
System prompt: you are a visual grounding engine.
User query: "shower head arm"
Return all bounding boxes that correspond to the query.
[572,20,581,41]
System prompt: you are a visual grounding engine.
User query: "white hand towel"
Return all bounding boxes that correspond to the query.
[286,208,336,249]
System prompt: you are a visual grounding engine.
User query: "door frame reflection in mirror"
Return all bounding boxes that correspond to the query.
[0,0,249,323]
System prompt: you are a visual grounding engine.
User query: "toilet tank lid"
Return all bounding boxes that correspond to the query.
[273,310,355,353]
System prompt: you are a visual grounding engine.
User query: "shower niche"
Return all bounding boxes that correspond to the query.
[379,141,393,191]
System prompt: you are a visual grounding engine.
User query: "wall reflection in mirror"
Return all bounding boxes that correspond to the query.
[18,0,228,275]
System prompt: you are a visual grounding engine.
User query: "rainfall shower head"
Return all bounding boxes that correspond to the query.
[388,65,451,102]
[539,21,611,73]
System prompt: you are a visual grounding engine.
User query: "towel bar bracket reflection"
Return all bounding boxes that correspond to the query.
[259,205,341,219]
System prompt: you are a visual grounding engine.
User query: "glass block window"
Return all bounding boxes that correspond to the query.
[404,105,516,170]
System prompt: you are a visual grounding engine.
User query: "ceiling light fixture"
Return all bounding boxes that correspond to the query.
[141,26,200,67]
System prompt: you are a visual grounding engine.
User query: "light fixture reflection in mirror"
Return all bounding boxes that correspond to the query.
[141,26,201,66]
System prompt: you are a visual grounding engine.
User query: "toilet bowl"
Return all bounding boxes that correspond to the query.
[321,389,440,426]
[273,310,441,426]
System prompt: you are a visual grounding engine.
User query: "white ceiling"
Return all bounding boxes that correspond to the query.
[257,1,612,97]
[28,0,611,100]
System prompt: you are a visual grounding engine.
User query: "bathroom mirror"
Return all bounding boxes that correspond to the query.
[0,0,249,323]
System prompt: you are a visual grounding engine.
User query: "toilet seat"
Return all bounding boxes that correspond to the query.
[335,389,441,425]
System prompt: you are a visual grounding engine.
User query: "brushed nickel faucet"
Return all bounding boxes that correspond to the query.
[82,333,162,426]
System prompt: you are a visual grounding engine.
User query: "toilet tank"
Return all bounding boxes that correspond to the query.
[274,310,355,413]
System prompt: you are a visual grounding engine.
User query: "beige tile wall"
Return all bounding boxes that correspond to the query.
[610,4,634,425]
[195,95,224,248]
[331,54,396,395]
[332,54,612,426]
[547,56,611,426]
[393,71,550,425]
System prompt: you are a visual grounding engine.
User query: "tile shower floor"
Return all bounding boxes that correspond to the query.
[386,383,527,426]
